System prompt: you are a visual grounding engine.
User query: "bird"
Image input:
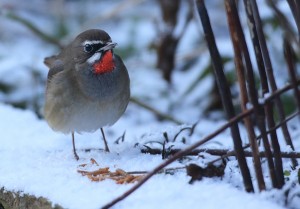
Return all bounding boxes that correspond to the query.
[44,29,130,160]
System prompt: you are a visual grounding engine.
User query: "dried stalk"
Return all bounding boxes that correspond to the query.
[267,0,299,46]
[286,0,300,43]
[196,0,254,192]
[283,38,300,113]
[250,0,297,168]
[196,0,253,192]
[226,0,278,188]
[224,0,265,191]
[243,0,284,188]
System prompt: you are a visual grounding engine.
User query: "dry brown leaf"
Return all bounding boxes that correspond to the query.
[88,175,106,182]
[113,169,127,176]
[89,167,110,176]
[78,167,109,176]
[131,175,144,183]
[77,159,144,184]
[116,175,135,184]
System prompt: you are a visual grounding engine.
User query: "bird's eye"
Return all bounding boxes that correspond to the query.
[84,44,93,53]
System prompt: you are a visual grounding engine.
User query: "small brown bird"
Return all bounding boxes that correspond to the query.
[44,29,130,160]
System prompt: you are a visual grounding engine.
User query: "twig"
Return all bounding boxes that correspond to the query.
[130,97,183,125]
[101,109,252,209]
[267,80,300,101]
[208,110,300,165]
[141,110,300,158]
[172,126,192,142]
[141,148,300,158]
[114,131,126,144]
[127,166,186,175]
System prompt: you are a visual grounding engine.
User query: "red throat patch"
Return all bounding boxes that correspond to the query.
[93,51,115,74]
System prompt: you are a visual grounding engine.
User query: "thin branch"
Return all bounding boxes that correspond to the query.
[141,111,300,158]
[141,110,300,160]
[126,166,186,175]
[208,110,300,165]
[141,148,300,158]
[172,127,192,142]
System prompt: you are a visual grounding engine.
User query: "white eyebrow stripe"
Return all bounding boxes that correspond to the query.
[82,40,103,46]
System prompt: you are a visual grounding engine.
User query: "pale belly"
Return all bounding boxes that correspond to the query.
[44,77,129,134]
[44,94,127,134]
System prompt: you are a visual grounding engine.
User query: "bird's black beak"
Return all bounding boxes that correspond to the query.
[99,42,117,52]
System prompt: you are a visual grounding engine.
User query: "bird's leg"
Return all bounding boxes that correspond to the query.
[100,128,110,152]
[72,132,79,160]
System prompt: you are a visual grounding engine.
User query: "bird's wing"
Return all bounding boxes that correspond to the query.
[44,55,64,80]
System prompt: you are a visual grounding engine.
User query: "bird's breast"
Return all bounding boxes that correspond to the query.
[93,51,115,74]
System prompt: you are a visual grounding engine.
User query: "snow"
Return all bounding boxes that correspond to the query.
[0,103,287,209]
[0,0,299,209]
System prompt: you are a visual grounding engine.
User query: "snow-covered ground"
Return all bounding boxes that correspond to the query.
[0,103,291,209]
[0,1,299,209]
